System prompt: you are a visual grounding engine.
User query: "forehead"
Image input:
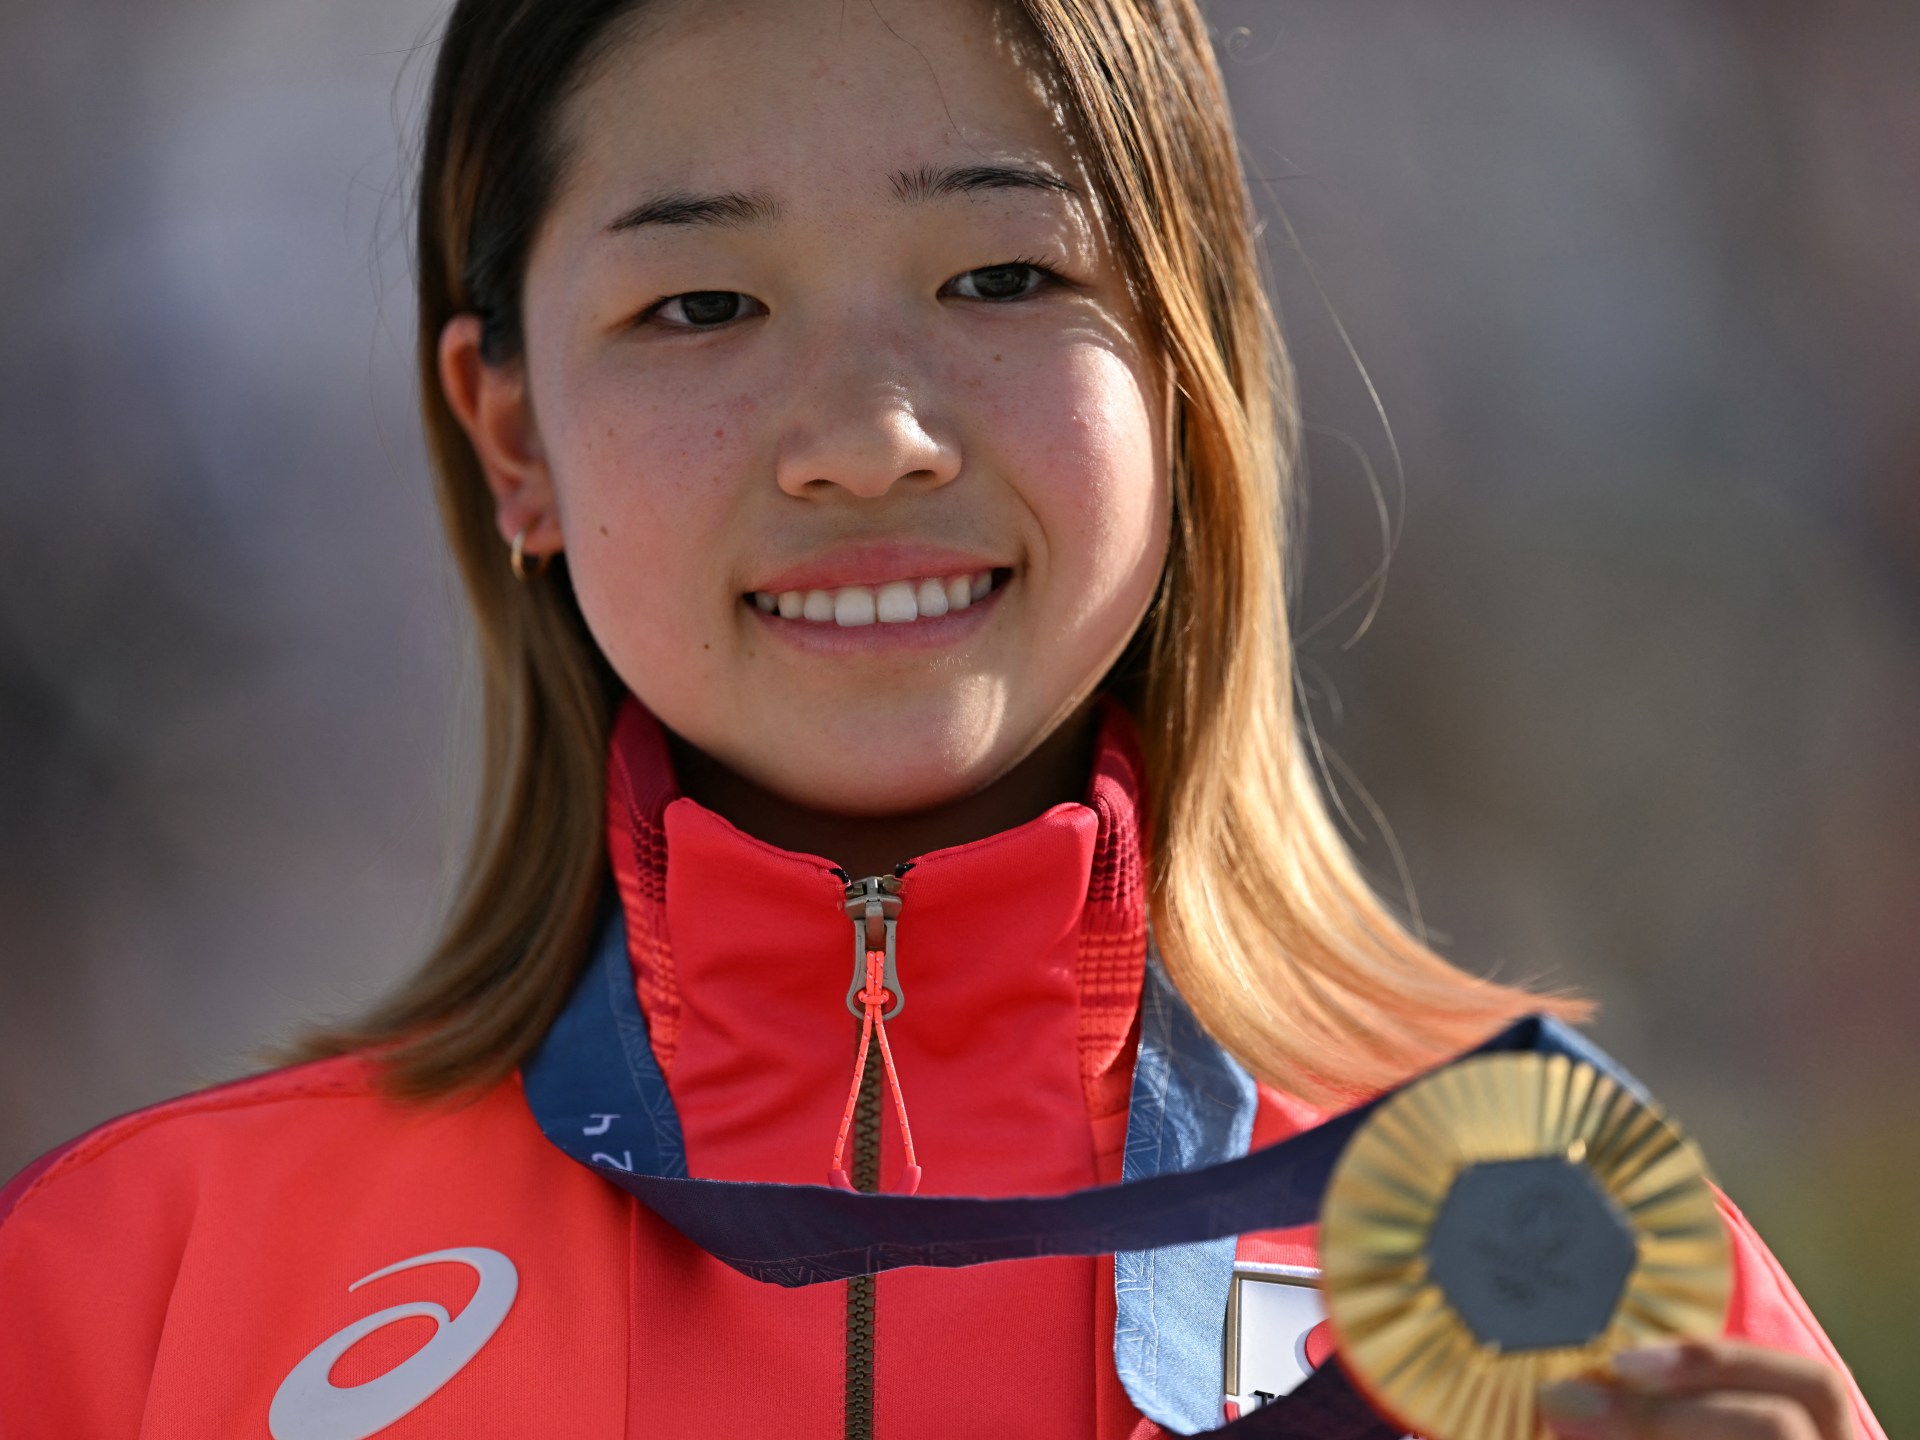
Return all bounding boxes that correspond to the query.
[554,0,1078,214]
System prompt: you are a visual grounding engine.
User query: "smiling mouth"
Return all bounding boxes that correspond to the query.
[745,568,1012,626]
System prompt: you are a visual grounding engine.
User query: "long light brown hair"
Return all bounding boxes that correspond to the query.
[295,0,1584,1102]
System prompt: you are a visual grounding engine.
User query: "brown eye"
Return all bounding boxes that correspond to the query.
[651,290,761,328]
[946,263,1052,302]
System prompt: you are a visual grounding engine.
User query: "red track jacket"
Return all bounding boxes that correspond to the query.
[0,701,1886,1438]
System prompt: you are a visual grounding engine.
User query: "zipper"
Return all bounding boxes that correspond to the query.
[830,864,915,1440]
[840,871,907,1021]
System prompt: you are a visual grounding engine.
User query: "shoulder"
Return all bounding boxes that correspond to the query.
[0,1053,385,1233]
[1713,1187,1886,1439]
[0,1057,630,1438]
[0,1046,623,1285]
[0,1052,576,1276]
[0,1056,400,1436]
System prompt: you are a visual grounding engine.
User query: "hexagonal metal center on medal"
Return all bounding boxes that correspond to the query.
[1425,1155,1637,1352]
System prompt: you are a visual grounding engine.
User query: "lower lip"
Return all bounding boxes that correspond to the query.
[745,579,1007,655]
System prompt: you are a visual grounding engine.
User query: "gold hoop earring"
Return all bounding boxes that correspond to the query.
[510,526,552,581]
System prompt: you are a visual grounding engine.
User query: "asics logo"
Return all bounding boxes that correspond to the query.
[268,1247,518,1440]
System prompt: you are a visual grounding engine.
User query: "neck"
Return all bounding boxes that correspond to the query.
[663,702,1100,879]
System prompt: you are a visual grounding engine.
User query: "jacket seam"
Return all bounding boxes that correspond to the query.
[0,1068,375,1230]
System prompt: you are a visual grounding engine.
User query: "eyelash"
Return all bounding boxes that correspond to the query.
[633,255,1071,331]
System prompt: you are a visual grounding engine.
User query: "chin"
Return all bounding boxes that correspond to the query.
[754,741,1010,820]
[762,685,1014,791]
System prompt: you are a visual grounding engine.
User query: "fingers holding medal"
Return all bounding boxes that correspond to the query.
[1538,1338,1856,1440]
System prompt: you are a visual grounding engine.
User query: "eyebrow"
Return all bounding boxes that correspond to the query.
[604,163,1078,235]
[605,190,783,232]
[888,162,1078,204]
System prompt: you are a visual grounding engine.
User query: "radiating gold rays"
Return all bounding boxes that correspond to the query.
[1320,1054,1731,1440]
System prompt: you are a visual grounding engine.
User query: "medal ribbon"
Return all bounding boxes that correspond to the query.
[522,899,1646,1436]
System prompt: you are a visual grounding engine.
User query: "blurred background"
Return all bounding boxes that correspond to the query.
[2,0,1915,1424]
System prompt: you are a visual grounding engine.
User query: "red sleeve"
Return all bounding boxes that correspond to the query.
[1717,1189,1886,1440]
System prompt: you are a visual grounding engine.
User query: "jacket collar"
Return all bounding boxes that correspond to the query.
[603,695,1151,1183]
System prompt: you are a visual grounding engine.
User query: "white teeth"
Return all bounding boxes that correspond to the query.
[833,588,876,626]
[875,580,918,623]
[753,571,1001,624]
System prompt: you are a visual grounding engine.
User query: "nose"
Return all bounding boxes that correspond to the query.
[772,347,962,501]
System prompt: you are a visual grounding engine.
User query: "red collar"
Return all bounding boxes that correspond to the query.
[604,697,1148,1191]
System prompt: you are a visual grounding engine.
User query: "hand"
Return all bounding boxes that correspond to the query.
[1538,1340,1854,1440]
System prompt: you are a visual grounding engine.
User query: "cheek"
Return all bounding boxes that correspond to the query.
[538,367,763,670]
[552,370,760,540]
[994,344,1165,604]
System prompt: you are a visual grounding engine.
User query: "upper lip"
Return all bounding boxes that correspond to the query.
[745,542,1009,595]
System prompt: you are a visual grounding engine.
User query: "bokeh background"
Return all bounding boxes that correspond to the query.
[3,0,1915,1424]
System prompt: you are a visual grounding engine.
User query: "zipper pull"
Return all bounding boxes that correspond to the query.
[828,867,921,1195]
[841,873,906,1020]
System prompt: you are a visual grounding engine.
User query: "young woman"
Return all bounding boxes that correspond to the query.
[0,2,1883,1437]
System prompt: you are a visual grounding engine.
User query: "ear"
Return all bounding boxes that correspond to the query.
[438,314,564,559]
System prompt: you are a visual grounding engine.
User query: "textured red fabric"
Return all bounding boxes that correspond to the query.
[1076,715,1152,1122]
[605,705,682,1076]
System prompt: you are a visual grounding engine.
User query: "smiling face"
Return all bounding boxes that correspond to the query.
[442,0,1170,820]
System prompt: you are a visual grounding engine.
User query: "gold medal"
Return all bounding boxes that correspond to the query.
[1319,1052,1731,1440]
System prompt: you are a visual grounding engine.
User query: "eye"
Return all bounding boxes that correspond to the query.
[943,260,1061,303]
[641,290,766,330]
